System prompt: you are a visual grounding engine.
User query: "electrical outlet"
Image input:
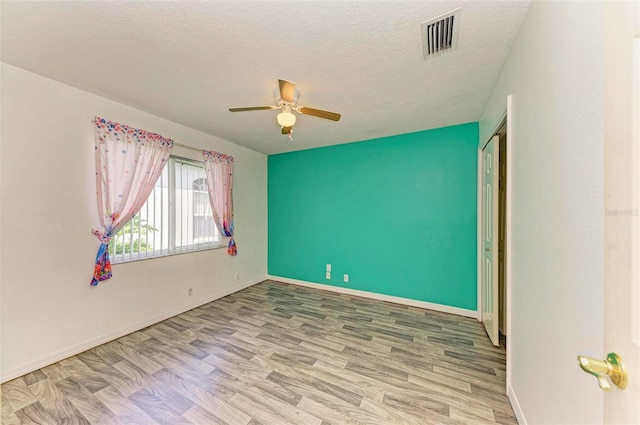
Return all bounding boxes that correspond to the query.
[234,272,239,280]
[187,287,193,297]
[343,274,349,283]
[326,263,332,272]
[326,271,331,280]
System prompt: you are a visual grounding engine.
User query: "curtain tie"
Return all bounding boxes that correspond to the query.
[91,229,112,245]
[227,236,237,256]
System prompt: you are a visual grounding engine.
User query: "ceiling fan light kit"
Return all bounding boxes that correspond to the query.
[276,111,296,127]
[229,79,341,138]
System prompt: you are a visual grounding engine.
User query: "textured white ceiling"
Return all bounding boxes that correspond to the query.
[1,1,529,154]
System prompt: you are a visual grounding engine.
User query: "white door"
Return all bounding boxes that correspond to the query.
[591,2,640,423]
[481,136,499,346]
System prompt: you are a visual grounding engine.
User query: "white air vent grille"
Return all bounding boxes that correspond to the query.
[421,8,462,59]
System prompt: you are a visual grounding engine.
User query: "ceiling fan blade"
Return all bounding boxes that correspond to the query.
[282,126,293,135]
[229,106,275,112]
[279,79,295,103]
[299,107,341,121]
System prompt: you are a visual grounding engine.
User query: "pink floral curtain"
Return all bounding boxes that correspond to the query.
[91,117,173,285]
[203,150,237,256]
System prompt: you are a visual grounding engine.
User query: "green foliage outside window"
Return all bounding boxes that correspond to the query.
[108,215,157,256]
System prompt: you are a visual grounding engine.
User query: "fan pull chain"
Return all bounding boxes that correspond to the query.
[288,128,294,141]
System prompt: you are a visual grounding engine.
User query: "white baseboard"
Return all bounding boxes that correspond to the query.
[1,276,266,383]
[508,384,527,425]
[267,275,477,318]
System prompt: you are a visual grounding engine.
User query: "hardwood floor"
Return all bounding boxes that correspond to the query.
[1,280,517,424]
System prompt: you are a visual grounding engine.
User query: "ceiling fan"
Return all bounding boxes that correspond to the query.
[228,79,341,136]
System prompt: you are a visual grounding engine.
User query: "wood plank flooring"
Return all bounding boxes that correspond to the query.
[1,280,517,424]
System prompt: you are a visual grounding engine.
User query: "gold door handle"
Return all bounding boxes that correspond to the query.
[577,352,627,391]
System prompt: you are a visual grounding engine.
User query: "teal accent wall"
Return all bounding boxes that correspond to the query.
[268,122,478,310]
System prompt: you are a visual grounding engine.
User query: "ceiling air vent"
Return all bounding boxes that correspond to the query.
[421,8,462,59]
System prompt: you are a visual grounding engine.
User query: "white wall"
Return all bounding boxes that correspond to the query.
[480,2,604,424]
[0,63,268,381]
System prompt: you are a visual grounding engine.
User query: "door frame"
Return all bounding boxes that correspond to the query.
[477,95,513,390]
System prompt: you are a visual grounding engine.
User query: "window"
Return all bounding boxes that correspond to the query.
[109,156,223,263]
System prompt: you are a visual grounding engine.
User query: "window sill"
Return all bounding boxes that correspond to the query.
[111,242,226,265]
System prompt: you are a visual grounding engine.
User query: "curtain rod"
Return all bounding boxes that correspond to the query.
[88,117,207,153]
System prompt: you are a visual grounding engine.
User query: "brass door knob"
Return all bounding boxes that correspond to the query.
[577,352,627,390]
